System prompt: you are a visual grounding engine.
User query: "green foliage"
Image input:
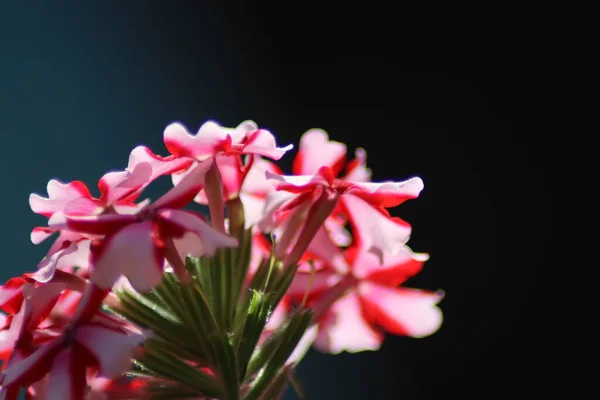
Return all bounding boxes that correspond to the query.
[108,228,312,400]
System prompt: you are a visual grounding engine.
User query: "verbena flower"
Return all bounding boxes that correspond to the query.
[1,120,442,399]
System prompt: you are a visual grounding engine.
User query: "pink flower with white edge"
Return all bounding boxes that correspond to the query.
[289,129,370,248]
[238,157,283,229]
[29,145,191,221]
[28,146,190,284]
[0,295,146,399]
[51,161,238,292]
[288,244,443,354]
[163,120,293,232]
[262,166,423,266]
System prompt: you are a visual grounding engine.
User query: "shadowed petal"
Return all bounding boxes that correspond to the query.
[75,324,146,379]
[342,194,412,265]
[313,292,383,354]
[90,221,164,292]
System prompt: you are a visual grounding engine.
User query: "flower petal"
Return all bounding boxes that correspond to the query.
[344,177,424,208]
[75,323,146,378]
[186,155,244,204]
[164,121,228,160]
[0,277,26,315]
[90,221,165,292]
[128,145,192,181]
[287,268,341,298]
[313,292,383,354]
[265,170,328,193]
[342,147,372,182]
[241,157,282,196]
[151,159,212,210]
[61,213,139,236]
[0,337,63,389]
[29,179,100,218]
[342,194,412,265]
[158,209,238,257]
[98,162,152,207]
[359,282,443,338]
[349,244,428,285]
[287,325,318,365]
[29,240,79,283]
[242,127,293,160]
[292,129,346,176]
[44,347,87,400]
[305,226,349,274]
[31,227,56,245]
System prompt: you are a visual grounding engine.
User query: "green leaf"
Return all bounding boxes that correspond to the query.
[232,256,270,340]
[231,228,253,304]
[236,290,273,379]
[136,341,223,398]
[268,263,298,307]
[109,290,205,362]
[211,333,241,400]
[254,365,292,400]
[244,309,312,398]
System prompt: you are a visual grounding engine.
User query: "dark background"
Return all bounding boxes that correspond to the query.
[1,3,586,399]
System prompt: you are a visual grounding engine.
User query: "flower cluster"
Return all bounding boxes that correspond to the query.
[1,120,443,399]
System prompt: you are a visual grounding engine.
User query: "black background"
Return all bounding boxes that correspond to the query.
[1,3,588,399]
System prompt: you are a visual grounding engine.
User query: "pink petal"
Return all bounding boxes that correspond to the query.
[256,190,297,232]
[29,241,79,283]
[349,244,428,284]
[313,292,383,354]
[242,127,293,160]
[26,283,66,331]
[48,290,82,321]
[29,179,100,218]
[163,121,228,160]
[75,324,146,378]
[0,293,29,360]
[186,155,244,204]
[158,209,238,257]
[128,145,192,181]
[305,226,349,274]
[98,162,152,207]
[0,277,26,315]
[239,192,267,229]
[344,177,424,208]
[265,170,328,193]
[0,337,63,389]
[226,120,259,143]
[54,239,92,272]
[111,198,151,215]
[214,155,244,201]
[341,147,372,182]
[90,221,165,292]
[61,213,139,236]
[342,194,412,265]
[31,227,55,245]
[287,325,318,365]
[241,157,282,196]
[324,215,352,247]
[39,230,89,259]
[292,129,346,176]
[287,268,342,298]
[151,159,212,210]
[247,233,271,278]
[44,347,86,400]
[359,282,443,338]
